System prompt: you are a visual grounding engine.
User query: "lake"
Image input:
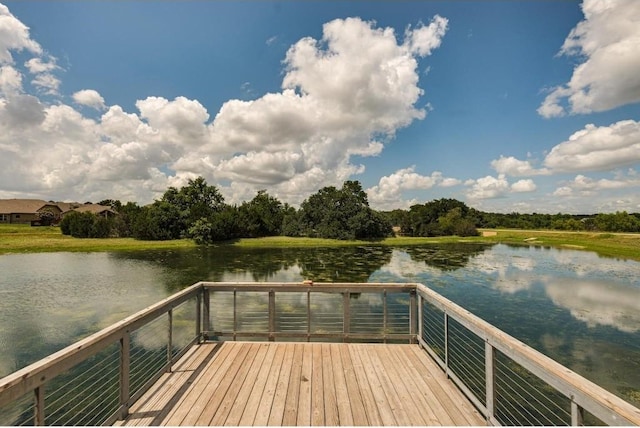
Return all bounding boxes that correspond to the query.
[0,243,638,407]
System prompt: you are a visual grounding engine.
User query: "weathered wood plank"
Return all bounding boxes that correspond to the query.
[251,343,286,426]
[121,341,489,427]
[322,344,339,426]
[405,344,483,425]
[122,343,210,426]
[236,342,279,426]
[331,344,369,426]
[170,342,246,425]
[311,344,325,426]
[296,343,313,426]
[224,343,271,426]
[160,342,235,425]
[329,344,354,426]
[193,342,253,425]
[267,343,295,426]
[373,344,428,426]
[356,345,407,425]
[378,344,441,425]
[282,344,303,426]
[349,344,392,425]
[210,343,267,425]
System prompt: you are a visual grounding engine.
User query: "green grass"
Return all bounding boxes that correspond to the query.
[235,230,640,261]
[1,224,639,261]
[0,224,195,254]
[476,229,640,261]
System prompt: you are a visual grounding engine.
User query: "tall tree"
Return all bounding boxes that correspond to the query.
[239,190,285,237]
[299,181,391,240]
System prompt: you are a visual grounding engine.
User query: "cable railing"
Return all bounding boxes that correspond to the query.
[202,282,417,343]
[416,283,640,426]
[0,283,201,426]
[1,281,639,426]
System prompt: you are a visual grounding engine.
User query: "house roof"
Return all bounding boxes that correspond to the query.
[0,199,116,216]
[71,204,116,215]
[56,202,81,212]
[0,199,61,214]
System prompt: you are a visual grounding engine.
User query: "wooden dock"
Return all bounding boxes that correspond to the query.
[116,341,484,426]
[4,282,639,426]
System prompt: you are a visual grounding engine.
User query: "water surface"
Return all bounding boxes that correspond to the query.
[0,244,638,406]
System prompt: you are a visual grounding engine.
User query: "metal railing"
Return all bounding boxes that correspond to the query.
[0,283,201,426]
[200,282,416,342]
[1,281,639,426]
[416,283,640,426]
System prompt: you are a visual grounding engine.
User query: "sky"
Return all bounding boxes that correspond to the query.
[0,1,639,214]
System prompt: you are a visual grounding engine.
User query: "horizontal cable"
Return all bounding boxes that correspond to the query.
[495,356,570,419]
[47,364,119,426]
[45,347,119,409]
[494,363,565,425]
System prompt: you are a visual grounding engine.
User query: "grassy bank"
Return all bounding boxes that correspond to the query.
[233,230,640,261]
[478,229,640,261]
[1,224,639,261]
[0,224,195,254]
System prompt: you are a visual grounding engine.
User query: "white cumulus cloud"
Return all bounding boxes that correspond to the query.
[538,0,640,117]
[510,179,537,193]
[0,4,42,64]
[466,174,510,200]
[543,120,640,172]
[0,10,448,205]
[366,166,461,209]
[0,64,21,95]
[73,89,106,110]
[491,155,549,177]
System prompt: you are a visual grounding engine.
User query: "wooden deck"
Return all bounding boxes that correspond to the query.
[115,341,484,426]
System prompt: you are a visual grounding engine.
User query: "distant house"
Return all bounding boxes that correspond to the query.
[61,204,117,219]
[0,199,63,225]
[0,199,118,225]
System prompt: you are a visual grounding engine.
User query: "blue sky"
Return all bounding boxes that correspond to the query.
[1,1,639,213]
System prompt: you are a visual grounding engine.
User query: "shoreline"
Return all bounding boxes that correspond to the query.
[1,225,639,262]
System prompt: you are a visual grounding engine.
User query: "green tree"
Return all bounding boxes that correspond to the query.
[405,199,475,237]
[132,202,183,240]
[160,177,225,234]
[59,211,111,238]
[239,190,285,237]
[281,205,303,237]
[299,181,391,240]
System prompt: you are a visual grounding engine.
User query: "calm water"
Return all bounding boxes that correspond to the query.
[0,244,639,406]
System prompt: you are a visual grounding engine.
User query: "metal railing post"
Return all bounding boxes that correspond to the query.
[343,290,350,343]
[118,332,131,420]
[203,288,210,340]
[383,289,388,343]
[34,386,44,425]
[268,290,276,341]
[410,288,417,344]
[571,400,584,426]
[444,312,450,375]
[233,289,237,341]
[167,309,173,371]
[485,341,496,424]
[306,289,311,342]
[196,291,202,342]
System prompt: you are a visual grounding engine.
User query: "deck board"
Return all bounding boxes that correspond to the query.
[118,341,485,426]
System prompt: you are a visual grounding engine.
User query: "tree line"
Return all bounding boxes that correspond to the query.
[59,176,640,242]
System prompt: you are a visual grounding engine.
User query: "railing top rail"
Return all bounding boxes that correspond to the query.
[0,282,203,407]
[201,281,419,293]
[416,283,640,426]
